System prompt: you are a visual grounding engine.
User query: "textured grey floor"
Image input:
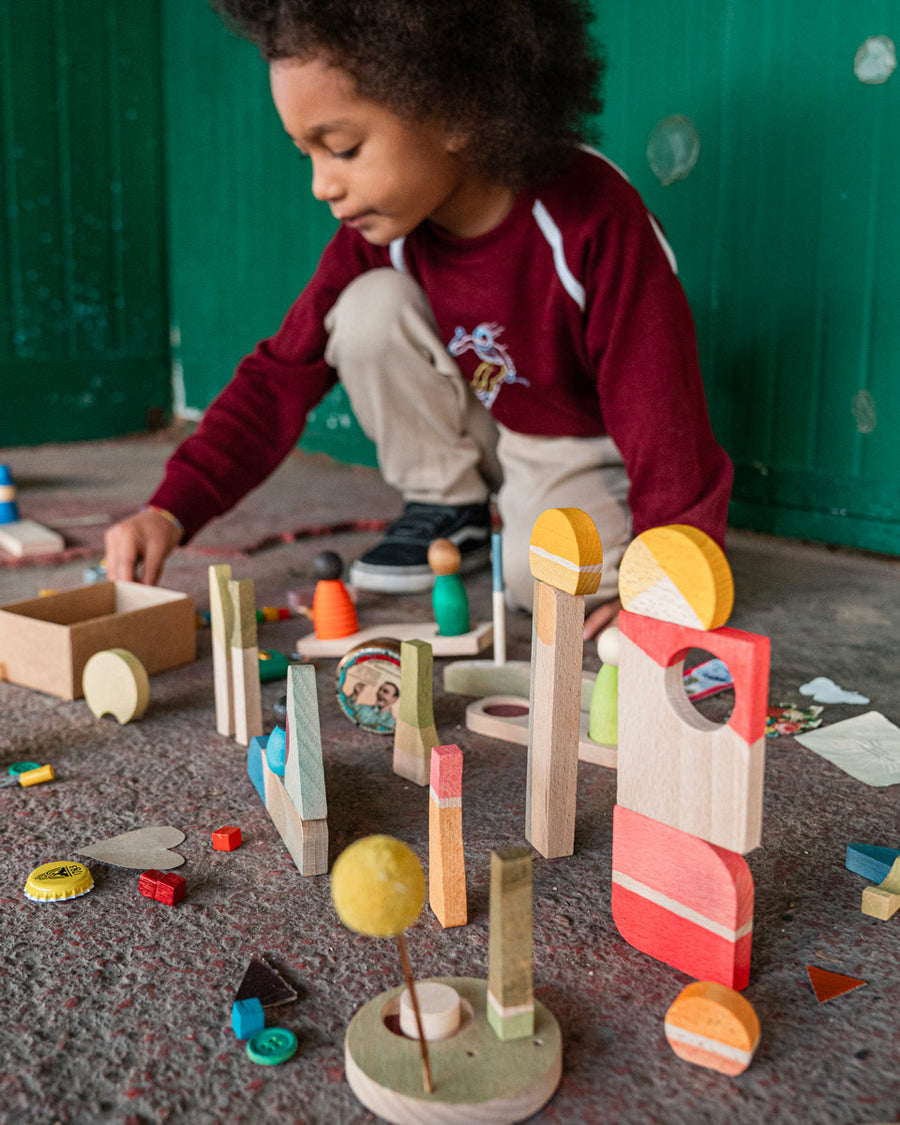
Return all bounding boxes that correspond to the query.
[1,437,899,1125]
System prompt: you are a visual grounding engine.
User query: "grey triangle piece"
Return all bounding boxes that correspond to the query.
[234,955,297,1009]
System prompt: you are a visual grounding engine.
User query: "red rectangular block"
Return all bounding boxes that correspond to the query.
[154,872,186,906]
[212,826,242,851]
[138,869,163,899]
[611,805,753,990]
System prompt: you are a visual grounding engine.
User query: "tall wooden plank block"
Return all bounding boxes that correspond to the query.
[208,564,234,737]
[487,847,534,1040]
[229,578,263,746]
[611,805,754,990]
[393,639,438,787]
[526,508,602,859]
[616,609,769,855]
[429,744,466,928]
[282,663,328,874]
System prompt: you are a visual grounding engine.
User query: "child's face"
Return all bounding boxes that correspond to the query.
[270,58,494,244]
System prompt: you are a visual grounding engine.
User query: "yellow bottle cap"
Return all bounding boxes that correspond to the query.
[18,764,54,787]
[24,861,94,903]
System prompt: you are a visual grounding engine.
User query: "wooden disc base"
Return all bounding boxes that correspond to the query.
[344,977,562,1125]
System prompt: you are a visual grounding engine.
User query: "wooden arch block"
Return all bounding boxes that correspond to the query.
[611,805,754,990]
[618,525,734,631]
[616,609,769,854]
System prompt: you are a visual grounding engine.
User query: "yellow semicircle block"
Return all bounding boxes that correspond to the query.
[529,508,603,596]
[618,525,733,630]
[82,648,150,724]
[664,980,760,1076]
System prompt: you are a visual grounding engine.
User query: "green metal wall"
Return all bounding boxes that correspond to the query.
[0,0,170,445]
[2,2,898,552]
[592,1,900,553]
[161,0,369,463]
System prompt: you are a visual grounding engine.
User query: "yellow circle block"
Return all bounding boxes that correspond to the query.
[528,508,603,596]
[24,860,94,903]
[331,835,425,937]
[82,648,150,724]
[618,525,733,630]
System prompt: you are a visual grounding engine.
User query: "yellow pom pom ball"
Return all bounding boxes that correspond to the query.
[331,835,425,937]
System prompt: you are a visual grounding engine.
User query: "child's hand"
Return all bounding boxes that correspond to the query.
[105,510,182,585]
[583,597,621,641]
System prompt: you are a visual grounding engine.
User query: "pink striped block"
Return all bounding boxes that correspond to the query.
[430,743,463,801]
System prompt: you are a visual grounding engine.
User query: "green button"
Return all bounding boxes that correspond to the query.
[9,761,40,776]
[246,1027,298,1066]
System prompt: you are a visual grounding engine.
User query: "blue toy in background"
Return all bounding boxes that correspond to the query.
[0,465,21,524]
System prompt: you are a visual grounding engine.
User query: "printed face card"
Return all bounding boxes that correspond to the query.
[795,711,900,786]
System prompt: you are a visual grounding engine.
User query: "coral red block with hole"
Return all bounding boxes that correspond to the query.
[212,826,242,851]
[611,804,754,990]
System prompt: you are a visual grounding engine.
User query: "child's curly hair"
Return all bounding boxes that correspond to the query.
[212,0,604,190]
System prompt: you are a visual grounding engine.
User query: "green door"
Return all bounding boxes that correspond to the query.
[0,1,170,446]
[592,0,900,553]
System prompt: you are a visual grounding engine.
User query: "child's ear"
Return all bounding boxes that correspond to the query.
[444,129,468,155]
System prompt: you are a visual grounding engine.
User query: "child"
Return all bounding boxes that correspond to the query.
[105,0,732,639]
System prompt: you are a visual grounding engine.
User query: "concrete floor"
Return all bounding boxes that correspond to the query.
[1,436,899,1125]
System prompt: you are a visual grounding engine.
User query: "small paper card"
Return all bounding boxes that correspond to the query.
[796,712,900,787]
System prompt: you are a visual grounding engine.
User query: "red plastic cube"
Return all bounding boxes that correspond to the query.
[138,869,163,899]
[154,872,186,906]
[212,825,242,852]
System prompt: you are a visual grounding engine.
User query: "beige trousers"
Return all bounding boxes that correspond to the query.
[325,269,631,611]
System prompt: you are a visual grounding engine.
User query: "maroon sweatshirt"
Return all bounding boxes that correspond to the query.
[150,147,732,545]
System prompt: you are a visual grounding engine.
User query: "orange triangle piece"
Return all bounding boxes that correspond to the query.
[806,965,867,1003]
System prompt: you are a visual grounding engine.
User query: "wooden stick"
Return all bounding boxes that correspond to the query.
[491,531,507,667]
[395,932,433,1094]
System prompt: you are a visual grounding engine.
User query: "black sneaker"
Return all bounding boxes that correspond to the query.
[348,501,492,593]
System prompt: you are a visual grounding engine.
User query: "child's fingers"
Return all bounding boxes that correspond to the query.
[583,598,621,641]
[104,523,139,582]
[140,535,168,587]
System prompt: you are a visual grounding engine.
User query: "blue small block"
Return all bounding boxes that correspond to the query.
[846,842,900,883]
[265,726,287,777]
[232,997,265,1040]
[247,736,267,803]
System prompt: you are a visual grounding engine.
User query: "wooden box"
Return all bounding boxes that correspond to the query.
[0,582,196,699]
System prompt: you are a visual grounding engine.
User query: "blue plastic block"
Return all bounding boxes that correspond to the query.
[232,997,265,1040]
[846,842,900,884]
[265,726,286,777]
[247,736,267,803]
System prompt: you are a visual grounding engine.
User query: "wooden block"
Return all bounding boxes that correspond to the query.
[344,978,562,1123]
[846,842,900,883]
[208,564,234,737]
[284,663,328,821]
[611,805,754,990]
[444,659,598,710]
[0,518,64,557]
[487,847,534,1040]
[393,640,439,787]
[616,609,769,855]
[399,981,461,1041]
[618,525,734,630]
[229,578,263,746]
[861,856,900,920]
[82,648,150,723]
[0,582,195,700]
[664,981,761,1075]
[528,507,603,596]
[261,745,328,876]
[296,619,492,659]
[465,695,617,769]
[806,965,867,1004]
[526,582,584,858]
[429,744,467,928]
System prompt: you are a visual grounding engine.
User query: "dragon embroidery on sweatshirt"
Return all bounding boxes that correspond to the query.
[448,323,530,408]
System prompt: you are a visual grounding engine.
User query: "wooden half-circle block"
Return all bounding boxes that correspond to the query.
[664,981,760,1075]
[82,648,150,723]
[528,508,603,595]
[618,525,734,630]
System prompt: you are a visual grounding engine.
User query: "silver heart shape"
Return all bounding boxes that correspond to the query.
[77,826,186,869]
